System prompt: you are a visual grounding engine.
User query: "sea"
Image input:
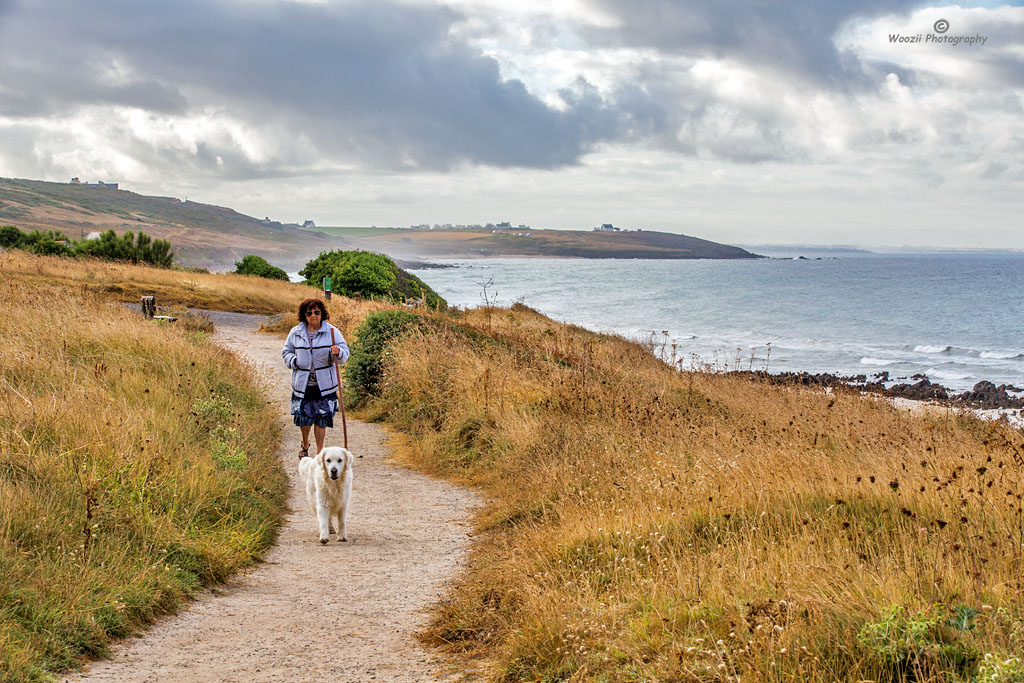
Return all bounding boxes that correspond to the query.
[398,251,1024,395]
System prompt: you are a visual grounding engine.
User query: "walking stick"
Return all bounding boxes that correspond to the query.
[331,327,348,449]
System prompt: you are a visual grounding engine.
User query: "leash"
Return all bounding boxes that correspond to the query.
[331,326,348,449]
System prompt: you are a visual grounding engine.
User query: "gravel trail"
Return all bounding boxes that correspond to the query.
[64,310,476,683]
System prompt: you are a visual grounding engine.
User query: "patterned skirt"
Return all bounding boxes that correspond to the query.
[290,392,338,428]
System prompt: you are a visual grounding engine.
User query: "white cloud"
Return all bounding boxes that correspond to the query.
[0,0,1021,247]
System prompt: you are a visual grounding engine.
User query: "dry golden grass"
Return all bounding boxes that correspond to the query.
[0,249,321,315]
[0,275,287,682]
[364,304,1024,682]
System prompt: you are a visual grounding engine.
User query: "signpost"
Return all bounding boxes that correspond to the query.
[322,276,332,300]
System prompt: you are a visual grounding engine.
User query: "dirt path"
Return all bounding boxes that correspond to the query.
[65,310,477,683]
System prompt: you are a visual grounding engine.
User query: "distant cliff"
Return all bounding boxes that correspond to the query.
[1,177,760,267]
[349,227,762,260]
[0,177,350,270]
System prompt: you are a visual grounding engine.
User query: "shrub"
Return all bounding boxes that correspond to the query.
[345,310,426,406]
[5,228,73,257]
[73,229,174,267]
[28,237,72,257]
[299,249,446,308]
[0,224,23,248]
[857,605,979,678]
[335,251,396,298]
[233,254,290,281]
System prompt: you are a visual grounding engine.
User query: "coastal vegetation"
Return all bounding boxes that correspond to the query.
[5,247,1022,681]
[1,250,317,315]
[0,225,174,267]
[233,254,290,281]
[299,249,447,309]
[0,274,287,682]
[0,177,344,270]
[347,303,1024,681]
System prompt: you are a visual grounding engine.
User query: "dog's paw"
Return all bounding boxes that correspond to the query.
[319,537,329,545]
[339,535,349,542]
[328,525,336,534]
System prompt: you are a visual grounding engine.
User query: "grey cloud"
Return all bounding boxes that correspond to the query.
[0,0,630,173]
[981,162,1008,179]
[581,0,921,85]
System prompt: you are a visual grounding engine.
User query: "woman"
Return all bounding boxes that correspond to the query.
[282,298,350,458]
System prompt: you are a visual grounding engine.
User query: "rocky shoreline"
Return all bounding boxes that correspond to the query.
[729,370,1024,412]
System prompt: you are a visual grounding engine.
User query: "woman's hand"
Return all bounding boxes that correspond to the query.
[331,345,341,357]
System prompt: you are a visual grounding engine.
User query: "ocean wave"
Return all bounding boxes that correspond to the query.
[980,351,1024,360]
[926,367,973,381]
[860,357,899,366]
[914,345,951,354]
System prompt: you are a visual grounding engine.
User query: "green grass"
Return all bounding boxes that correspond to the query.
[0,277,288,682]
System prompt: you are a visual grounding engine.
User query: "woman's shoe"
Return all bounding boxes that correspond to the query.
[299,444,309,459]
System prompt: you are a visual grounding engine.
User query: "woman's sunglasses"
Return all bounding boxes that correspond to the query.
[305,310,322,317]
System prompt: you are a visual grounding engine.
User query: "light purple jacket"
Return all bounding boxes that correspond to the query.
[281,322,350,399]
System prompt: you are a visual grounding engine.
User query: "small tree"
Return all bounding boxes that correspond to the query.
[148,237,174,268]
[0,225,23,248]
[234,254,289,281]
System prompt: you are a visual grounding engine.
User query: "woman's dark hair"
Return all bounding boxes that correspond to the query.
[297,298,330,323]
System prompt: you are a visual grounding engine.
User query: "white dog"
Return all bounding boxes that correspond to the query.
[298,446,353,544]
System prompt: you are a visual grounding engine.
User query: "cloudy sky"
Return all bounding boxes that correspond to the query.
[1,0,1022,248]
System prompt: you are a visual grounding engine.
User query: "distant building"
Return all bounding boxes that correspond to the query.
[302,220,316,228]
[70,178,118,190]
[593,223,620,232]
[85,231,103,240]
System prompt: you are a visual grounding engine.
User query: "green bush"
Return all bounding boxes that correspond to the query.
[0,224,23,248]
[857,605,979,679]
[1,227,73,256]
[299,249,446,308]
[335,251,396,297]
[233,254,289,281]
[2,226,173,267]
[27,232,73,256]
[73,229,174,267]
[345,311,426,406]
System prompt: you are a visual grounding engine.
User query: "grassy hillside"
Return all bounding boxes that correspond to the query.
[0,250,415,681]
[351,228,760,259]
[0,274,288,682]
[1,249,323,315]
[6,244,1023,681]
[350,305,1024,682]
[0,177,350,270]
[2,177,758,268]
